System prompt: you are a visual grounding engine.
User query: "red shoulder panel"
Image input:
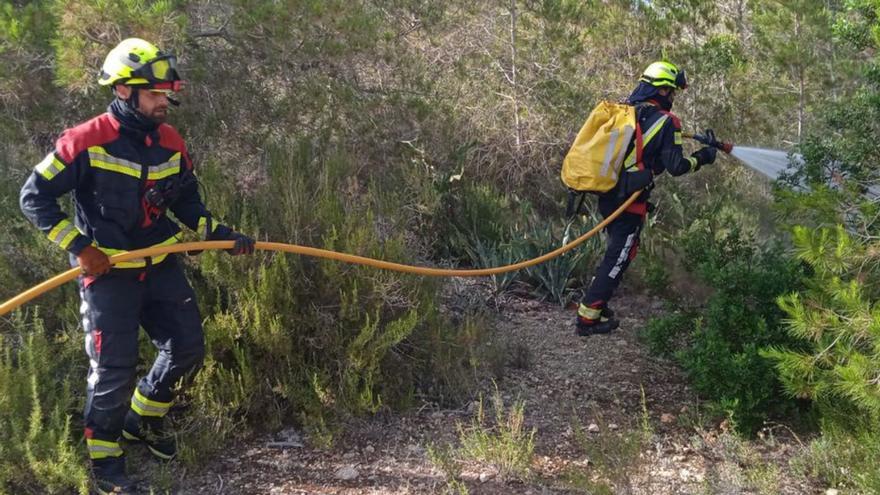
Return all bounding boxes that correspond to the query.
[157,124,186,152]
[157,124,192,170]
[55,113,120,163]
[659,110,682,130]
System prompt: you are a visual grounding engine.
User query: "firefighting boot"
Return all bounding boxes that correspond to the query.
[122,409,176,461]
[576,316,620,336]
[91,456,138,495]
[575,303,619,336]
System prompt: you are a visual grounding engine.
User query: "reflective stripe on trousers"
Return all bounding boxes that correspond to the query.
[582,212,643,307]
[79,255,204,439]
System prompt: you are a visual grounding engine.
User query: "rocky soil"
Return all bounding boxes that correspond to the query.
[141,285,819,494]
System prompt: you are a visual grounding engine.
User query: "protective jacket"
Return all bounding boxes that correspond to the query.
[19,100,223,460]
[582,100,702,316]
[599,100,698,217]
[20,103,232,268]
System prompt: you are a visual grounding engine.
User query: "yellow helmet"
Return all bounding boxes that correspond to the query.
[98,38,182,90]
[639,61,688,90]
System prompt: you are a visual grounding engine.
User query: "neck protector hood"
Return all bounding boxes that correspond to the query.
[626,82,673,110]
[109,95,160,134]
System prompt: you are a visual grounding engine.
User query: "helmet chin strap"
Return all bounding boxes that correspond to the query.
[125,87,141,111]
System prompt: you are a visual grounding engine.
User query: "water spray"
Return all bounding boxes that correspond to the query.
[684,131,793,181]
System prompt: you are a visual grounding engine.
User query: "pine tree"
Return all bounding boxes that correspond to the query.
[764,225,880,428]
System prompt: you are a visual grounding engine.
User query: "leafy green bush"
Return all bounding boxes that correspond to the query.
[651,215,806,433]
[432,182,601,305]
[640,308,693,358]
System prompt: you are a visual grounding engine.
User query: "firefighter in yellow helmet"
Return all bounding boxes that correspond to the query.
[575,61,717,336]
[20,38,255,494]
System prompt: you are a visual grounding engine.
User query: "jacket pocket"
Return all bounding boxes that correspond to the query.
[97,188,140,232]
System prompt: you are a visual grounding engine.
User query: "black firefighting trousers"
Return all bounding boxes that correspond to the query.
[79,255,204,442]
[581,211,644,309]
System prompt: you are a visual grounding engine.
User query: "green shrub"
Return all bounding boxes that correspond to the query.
[764,226,880,490]
[656,216,806,433]
[521,218,599,306]
[428,387,536,485]
[765,226,880,424]
[641,309,693,358]
[0,311,88,495]
[791,423,880,492]
[171,142,496,452]
[566,389,653,494]
[457,391,535,481]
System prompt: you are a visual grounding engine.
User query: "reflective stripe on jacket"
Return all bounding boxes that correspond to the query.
[599,101,697,216]
[19,112,231,266]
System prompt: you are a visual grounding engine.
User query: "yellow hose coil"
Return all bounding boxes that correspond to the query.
[0,192,640,317]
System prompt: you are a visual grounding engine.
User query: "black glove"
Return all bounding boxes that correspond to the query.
[691,146,717,167]
[227,232,256,256]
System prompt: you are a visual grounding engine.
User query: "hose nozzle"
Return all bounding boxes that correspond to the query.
[684,129,734,154]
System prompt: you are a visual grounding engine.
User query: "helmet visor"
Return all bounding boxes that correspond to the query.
[149,80,184,93]
[675,69,688,90]
[131,55,180,84]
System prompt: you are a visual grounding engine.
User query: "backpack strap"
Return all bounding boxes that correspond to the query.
[634,121,644,171]
[624,117,651,217]
[565,189,588,218]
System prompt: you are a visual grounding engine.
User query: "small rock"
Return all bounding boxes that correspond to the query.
[266,441,303,449]
[661,413,676,424]
[608,423,619,431]
[587,423,600,433]
[364,445,375,454]
[335,466,359,481]
[267,427,303,449]
[479,471,495,483]
[826,490,839,495]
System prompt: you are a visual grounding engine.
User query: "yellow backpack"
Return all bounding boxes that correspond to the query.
[561,101,641,193]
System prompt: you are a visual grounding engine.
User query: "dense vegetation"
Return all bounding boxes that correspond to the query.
[1,0,879,492]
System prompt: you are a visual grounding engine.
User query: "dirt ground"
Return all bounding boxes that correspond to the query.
[145,284,820,495]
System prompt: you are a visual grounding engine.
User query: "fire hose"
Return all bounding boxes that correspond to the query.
[0,191,642,317]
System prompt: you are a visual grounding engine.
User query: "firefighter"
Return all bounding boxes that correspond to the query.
[19,38,255,494]
[576,61,717,336]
